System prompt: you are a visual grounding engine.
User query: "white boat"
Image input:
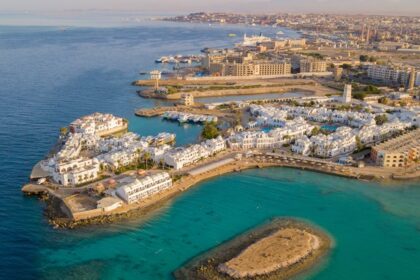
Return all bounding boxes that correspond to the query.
[241,33,272,47]
[191,116,200,123]
[155,56,168,63]
[180,59,192,64]
[178,114,189,123]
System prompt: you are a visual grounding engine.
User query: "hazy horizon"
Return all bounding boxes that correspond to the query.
[1,0,419,16]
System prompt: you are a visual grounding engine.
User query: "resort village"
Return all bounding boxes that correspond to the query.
[24,79,420,226]
[22,28,420,228]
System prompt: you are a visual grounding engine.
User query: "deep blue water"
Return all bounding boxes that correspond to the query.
[1,19,420,280]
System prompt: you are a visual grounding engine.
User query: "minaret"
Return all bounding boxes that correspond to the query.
[343,84,352,103]
[149,70,161,90]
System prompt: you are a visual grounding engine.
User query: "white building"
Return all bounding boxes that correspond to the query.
[99,150,140,169]
[116,172,172,204]
[228,117,313,151]
[310,127,356,158]
[292,136,312,156]
[53,158,100,186]
[203,136,226,154]
[146,145,172,163]
[342,84,352,103]
[367,65,410,86]
[164,136,226,170]
[69,113,126,136]
[227,131,276,150]
[358,120,411,145]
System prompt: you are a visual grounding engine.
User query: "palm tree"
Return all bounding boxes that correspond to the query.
[143,152,151,169]
[159,159,165,170]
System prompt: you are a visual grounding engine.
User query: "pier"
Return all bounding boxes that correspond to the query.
[135,105,234,119]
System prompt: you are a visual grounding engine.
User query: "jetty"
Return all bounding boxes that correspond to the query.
[135,105,234,119]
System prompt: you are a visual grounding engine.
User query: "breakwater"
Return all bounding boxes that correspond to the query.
[174,218,331,280]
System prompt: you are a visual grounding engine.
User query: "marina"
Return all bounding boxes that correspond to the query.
[155,54,202,64]
[162,111,218,123]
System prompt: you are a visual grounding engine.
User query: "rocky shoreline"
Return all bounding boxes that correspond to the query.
[173,218,332,280]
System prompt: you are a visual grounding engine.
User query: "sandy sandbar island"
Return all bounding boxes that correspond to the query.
[174,218,332,280]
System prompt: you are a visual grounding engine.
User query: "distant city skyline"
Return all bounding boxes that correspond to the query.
[1,0,420,16]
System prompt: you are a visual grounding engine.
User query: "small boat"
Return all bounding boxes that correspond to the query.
[155,56,169,63]
[180,59,192,64]
[168,57,178,64]
[228,33,237,37]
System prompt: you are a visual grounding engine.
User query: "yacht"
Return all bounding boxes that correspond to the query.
[241,33,272,47]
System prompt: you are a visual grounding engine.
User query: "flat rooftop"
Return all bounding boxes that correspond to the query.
[373,129,420,153]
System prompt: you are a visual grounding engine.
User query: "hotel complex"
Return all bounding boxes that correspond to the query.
[69,112,127,136]
[371,129,420,168]
[164,136,226,169]
[41,113,175,186]
[116,172,172,204]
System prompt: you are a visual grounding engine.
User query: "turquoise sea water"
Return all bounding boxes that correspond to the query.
[38,168,420,280]
[0,15,419,280]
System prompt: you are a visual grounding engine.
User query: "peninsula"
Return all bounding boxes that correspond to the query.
[22,86,420,228]
[22,26,420,229]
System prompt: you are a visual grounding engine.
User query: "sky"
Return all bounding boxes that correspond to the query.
[0,0,419,16]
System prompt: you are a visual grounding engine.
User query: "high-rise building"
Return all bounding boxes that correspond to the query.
[367,65,410,86]
[209,61,291,77]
